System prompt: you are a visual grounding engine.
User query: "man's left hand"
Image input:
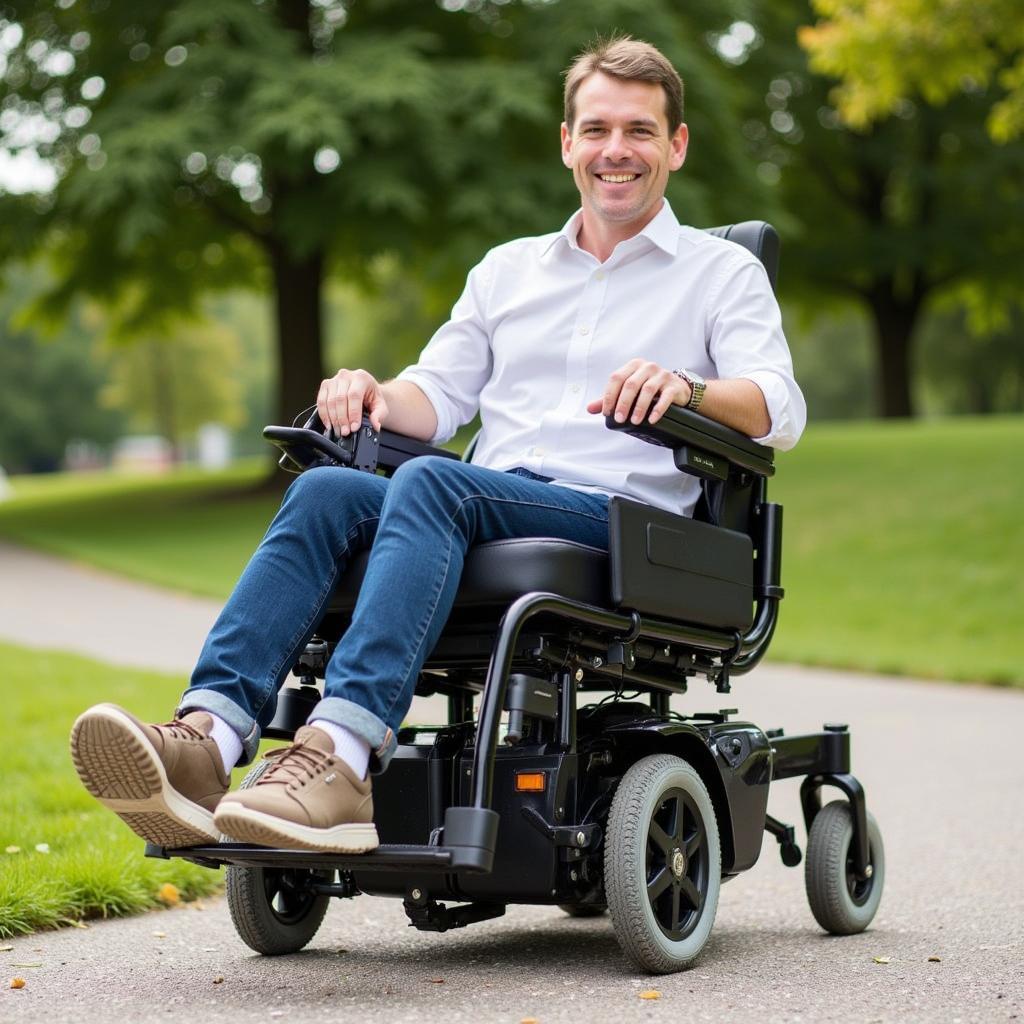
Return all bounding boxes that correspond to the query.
[586,359,690,425]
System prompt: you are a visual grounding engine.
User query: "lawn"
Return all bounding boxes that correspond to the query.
[0,416,1021,685]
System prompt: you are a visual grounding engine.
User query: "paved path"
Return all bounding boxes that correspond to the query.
[1,542,1023,1023]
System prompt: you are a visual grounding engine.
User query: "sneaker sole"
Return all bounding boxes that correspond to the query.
[70,704,218,848]
[215,804,380,854]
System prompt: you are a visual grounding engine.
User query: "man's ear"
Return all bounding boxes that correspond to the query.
[669,123,689,172]
[560,122,573,169]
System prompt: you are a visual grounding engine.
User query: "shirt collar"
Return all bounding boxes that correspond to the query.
[542,199,680,258]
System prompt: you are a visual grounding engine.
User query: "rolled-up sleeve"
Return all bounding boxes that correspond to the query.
[396,252,495,445]
[705,256,807,451]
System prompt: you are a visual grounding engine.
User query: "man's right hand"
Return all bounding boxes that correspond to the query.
[317,369,390,437]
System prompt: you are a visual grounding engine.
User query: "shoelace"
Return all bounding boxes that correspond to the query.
[257,742,332,789]
[154,719,205,742]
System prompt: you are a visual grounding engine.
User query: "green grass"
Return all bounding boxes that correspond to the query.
[0,642,229,937]
[768,416,1024,685]
[0,417,1021,685]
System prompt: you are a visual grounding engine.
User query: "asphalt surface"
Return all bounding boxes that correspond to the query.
[1,543,1023,1023]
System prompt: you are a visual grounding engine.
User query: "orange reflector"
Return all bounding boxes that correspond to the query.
[515,771,546,793]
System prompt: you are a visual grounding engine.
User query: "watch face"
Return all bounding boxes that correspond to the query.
[687,371,706,387]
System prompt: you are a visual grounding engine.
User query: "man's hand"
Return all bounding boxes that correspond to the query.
[586,359,689,425]
[317,368,389,436]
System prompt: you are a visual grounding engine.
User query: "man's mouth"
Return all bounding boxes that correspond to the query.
[596,172,640,183]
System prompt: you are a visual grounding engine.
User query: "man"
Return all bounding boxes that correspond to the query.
[70,37,805,855]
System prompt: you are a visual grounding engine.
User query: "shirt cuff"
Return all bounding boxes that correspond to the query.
[742,370,799,450]
[394,369,456,445]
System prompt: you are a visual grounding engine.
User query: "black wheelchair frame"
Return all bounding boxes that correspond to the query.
[146,222,883,973]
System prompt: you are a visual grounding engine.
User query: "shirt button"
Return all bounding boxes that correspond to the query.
[570,383,581,393]
[595,271,606,281]
[579,325,590,335]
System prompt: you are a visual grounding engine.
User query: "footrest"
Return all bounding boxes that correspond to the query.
[146,842,469,873]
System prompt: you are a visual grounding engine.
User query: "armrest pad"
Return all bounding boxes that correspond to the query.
[605,404,775,478]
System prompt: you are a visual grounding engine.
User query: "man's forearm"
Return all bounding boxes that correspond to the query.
[379,379,439,442]
[698,378,771,439]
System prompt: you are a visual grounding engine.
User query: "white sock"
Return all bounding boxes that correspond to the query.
[308,719,370,780]
[208,713,244,775]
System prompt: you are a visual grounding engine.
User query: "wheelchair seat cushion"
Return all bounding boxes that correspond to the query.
[329,537,610,612]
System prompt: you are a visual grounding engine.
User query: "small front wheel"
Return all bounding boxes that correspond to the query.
[804,800,885,935]
[605,754,721,973]
[224,759,332,955]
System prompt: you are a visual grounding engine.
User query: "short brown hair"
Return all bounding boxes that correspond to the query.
[563,36,684,132]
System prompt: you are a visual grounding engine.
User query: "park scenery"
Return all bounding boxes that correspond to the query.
[0,1,1022,1020]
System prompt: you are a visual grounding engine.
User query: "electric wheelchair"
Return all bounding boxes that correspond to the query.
[147,222,884,974]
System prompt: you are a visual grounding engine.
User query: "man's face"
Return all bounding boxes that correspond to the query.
[561,72,688,230]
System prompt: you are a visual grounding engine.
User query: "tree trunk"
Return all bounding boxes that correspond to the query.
[866,286,922,418]
[268,242,325,430]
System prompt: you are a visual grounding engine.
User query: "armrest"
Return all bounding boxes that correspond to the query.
[264,411,460,476]
[605,404,775,480]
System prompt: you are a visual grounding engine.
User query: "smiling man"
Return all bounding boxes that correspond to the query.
[71,37,805,856]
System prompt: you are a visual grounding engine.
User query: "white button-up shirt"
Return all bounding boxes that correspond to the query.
[397,200,806,516]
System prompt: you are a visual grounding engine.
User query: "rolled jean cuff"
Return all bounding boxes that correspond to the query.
[310,696,396,774]
[176,688,261,765]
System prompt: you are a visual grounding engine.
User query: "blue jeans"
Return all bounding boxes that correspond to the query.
[178,457,610,771]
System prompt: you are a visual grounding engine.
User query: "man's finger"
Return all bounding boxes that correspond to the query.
[614,368,649,422]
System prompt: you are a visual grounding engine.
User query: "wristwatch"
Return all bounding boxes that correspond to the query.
[673,369,706,412]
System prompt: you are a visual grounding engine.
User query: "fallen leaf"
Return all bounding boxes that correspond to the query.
[520,1019,540,1024]
[0,945,13,952]
[213,976,224,985]
[270,1013,284,1019]
[4,846,20,855]
[639,990,662,1000]
[10,963,42,969]
[157,883,180,906]
[927,956,942,963]
[34,843,50,855]
[872,956,891,965]
[428,978,445,984]
[152,931,167,939]
[10,978,25,990]
[201,947,217,953]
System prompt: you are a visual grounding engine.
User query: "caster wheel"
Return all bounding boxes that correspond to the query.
[605,754,721,973]
[224,760,332,955]
[804,800,885,935]
[558,904,607,918]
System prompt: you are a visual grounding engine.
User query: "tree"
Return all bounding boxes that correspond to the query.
[731,0,1024,417]
[0,0,763,452]
[799,0,1024,143]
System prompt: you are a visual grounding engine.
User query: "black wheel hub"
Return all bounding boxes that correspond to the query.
[262,869,329,925]
[645,788,709,941]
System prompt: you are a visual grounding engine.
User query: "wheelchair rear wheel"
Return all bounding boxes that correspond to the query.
[224,760,332,955]
[604,754,721,973]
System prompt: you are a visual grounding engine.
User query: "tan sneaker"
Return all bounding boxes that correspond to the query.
[70,703,229,847]
[213,726,378,853]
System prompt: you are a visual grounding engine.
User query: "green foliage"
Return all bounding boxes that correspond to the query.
[101,322,245,453]
[736,0,1024,415]
[800,0,1024,143]
[0,265,120,472]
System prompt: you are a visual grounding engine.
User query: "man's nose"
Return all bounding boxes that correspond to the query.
[602,129,632,161]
